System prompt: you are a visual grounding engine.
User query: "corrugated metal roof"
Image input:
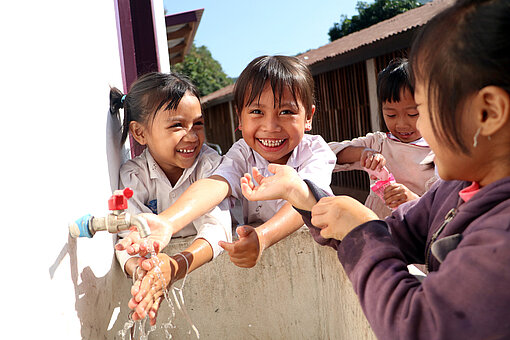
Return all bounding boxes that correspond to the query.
[298,0,453,66]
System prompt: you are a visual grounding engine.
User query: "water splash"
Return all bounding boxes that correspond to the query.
[117,247,199,339]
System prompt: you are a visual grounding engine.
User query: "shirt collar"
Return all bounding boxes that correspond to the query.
[145,147,202,187]
[386,132,429,147]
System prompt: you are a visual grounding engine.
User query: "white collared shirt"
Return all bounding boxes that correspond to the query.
[214,134,336,225]
[116,145,232,271]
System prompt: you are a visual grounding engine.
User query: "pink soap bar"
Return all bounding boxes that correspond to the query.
[370,174,396,206]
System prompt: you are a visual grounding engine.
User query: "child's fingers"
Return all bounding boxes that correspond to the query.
[319,226,333,239]
[251,167,266,185]
[241,181,254,200]
[218,240,235,253]
[149,296,163,325]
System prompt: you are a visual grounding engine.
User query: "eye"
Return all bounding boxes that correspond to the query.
[384,113,396,118]
[169,123,182,128]
[249,109,263,115]
[194,121,204,128]
[408,113,419,117]
[280,109,295,115]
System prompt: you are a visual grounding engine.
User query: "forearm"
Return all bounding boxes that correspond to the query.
[256,202,305,250]
[168,238,213,283]
[159,175,231,234]
[336,146,364,164]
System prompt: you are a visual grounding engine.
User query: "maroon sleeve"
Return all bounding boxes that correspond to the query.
[337,185,510,340]
[293,180,341,250]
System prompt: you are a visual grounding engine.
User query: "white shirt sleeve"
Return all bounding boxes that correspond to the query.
[213,140,251,201]
[192,199,233,259]
[328,132,385,172]
[296,135,337,195]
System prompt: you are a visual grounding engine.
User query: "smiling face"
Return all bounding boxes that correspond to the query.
[133,92,205,184]
[382,88,422,143]
[238,83,314,165]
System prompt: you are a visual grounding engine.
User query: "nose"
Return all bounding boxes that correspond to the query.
[262,115,281,132]
[183,126,199,142]
[395,115,410,129]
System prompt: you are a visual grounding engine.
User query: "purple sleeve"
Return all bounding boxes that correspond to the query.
[382,181,439,264]
[293,180,341,249]
[337,183,510,340]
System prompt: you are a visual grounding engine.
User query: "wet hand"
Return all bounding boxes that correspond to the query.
[115,213,173,257]
[241,164,297,202]
[311,196,378,241]
[383,183,419,209]
[218,225,261,268]
[129,253,174,326]
[241,164,311,209]
[360,148,386,179]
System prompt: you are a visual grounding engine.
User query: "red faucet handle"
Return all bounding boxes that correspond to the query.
[108,187,133,211]
[123,187,134,199]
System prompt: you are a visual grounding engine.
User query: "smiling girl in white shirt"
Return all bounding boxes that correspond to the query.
[110,72,232,324]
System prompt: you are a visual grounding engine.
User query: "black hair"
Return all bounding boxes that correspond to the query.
[233,55,315,118]
[109,72,201,145]
[409,0,510,153]
[377,58,413,131]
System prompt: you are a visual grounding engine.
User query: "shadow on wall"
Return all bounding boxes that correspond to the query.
[60,228,376,340]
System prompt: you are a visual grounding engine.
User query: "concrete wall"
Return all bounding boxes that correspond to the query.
[80,227,376,339]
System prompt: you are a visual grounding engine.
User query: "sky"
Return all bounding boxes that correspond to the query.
[163,0,360,78]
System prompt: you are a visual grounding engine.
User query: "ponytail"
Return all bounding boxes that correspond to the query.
[109,86,130,145]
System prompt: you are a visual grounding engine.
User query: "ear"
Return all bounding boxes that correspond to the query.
[129,121,147,145]
[237,113,243,131]
[305,105,316,131]
[475,86,510,137]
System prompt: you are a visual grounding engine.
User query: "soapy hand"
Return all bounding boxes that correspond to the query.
[219,225,261,268]
[241,164,313,210]
[383,183,419,209]
[115,213,173,257]
[311,196,379,241]
[360,148,386,179]
[129,253,175,326]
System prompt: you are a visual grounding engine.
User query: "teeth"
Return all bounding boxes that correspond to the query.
[258,139,285,147]
[177,148,195,153]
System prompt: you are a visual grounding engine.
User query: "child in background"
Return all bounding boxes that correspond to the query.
[330,58,436,218]
[110,72,232,325]
[240,0,510,338]
[117,55,336,319]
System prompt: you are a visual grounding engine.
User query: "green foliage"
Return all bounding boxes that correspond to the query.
[172,44,234,96]
[328,0,422,41]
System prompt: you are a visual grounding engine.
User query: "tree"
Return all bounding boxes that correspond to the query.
[328,0,422,41]
[172,44,234,96]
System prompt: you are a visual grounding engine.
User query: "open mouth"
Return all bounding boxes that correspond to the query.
[257,138,286,148]
[397,131,414,138]
[177,147,196,155]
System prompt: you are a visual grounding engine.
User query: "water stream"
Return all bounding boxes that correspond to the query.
[118,247,199,339]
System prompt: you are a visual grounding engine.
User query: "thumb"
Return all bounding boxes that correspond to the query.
[218,240,234,253]
[236,225,254,238]
[267,163,281,175]
[319,226,333,239]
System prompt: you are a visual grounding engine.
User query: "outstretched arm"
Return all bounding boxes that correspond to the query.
[219,164,317,268]
[219,202,306,268]
[116,175,231,255]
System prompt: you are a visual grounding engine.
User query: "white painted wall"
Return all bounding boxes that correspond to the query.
[2,1,130,338]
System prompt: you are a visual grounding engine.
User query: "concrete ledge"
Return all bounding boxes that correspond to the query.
[79,227,376,339]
